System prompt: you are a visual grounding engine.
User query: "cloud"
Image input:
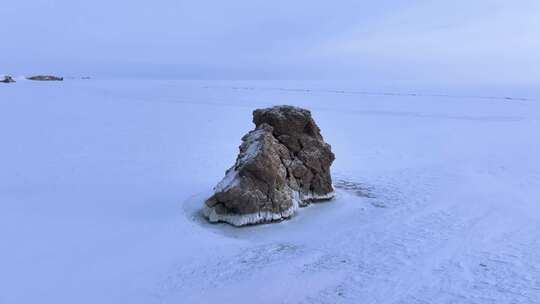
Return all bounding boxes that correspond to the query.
[1,0,538,83]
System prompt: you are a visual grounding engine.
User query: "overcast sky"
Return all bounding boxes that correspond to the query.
[2,0,539,83]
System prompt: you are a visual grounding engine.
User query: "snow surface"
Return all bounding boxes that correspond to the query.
[1,79,540,304]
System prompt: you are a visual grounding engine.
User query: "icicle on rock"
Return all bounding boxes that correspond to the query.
[203,105,335,226]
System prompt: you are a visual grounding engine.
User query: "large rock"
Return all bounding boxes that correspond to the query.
[27,75,63,81]
[204,105,335,226]
[1,75,15,83]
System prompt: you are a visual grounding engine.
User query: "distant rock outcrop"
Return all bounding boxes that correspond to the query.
[204,105,335,226]
[27,75,63,81]
[1,75,15,83]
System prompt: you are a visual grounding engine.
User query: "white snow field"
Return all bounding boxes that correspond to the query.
[1,80,540,304]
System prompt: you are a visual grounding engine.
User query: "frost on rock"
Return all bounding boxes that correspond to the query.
[204,105,335,226]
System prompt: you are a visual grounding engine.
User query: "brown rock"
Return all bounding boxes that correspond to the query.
[1,75,15,83]
[203,105,335,226]
[27,75,63,81]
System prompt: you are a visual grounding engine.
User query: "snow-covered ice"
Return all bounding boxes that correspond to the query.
[1,80,540,303]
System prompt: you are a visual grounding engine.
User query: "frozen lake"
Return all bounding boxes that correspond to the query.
[1,80,539,303]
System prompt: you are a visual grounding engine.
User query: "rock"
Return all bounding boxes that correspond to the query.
[1,75,15,83]
[26,75,63,81]
[204,105,335,226]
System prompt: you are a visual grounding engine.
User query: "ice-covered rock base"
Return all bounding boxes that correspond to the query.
[203,197,300,227]
[203,190,336,226]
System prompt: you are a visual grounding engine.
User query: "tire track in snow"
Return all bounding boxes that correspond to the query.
[400,226,540,304]
[203,85,536,103]
[97,88,529,123]
[157,243,309,301]
[301,210,484,303]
